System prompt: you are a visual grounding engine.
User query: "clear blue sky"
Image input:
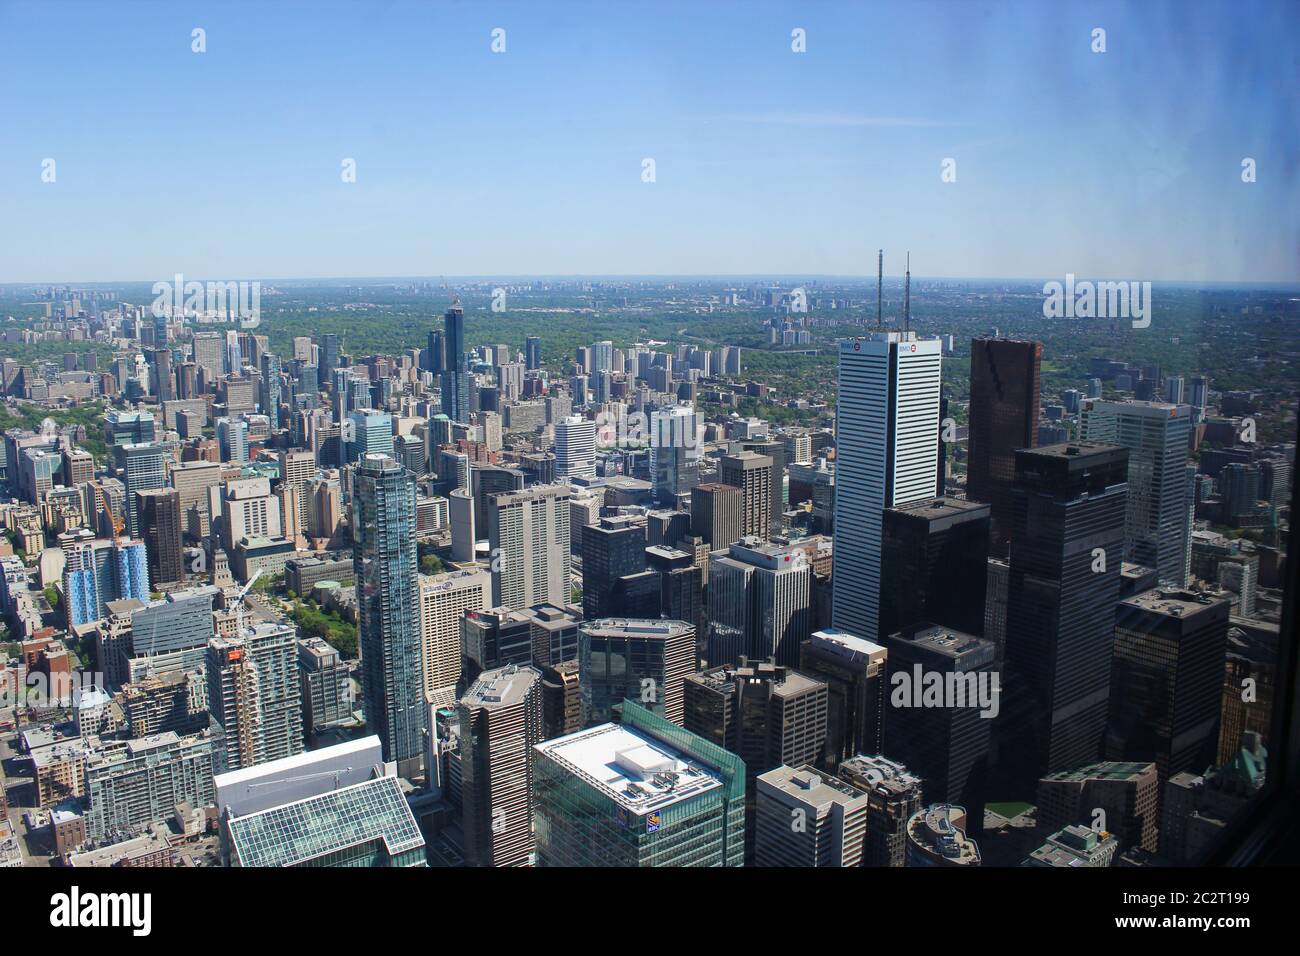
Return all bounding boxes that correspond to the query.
[0,0,1296,283]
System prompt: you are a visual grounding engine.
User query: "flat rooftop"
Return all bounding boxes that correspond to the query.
[581,618,693,640]
[758,765,868,808]
[535,722,722,815]
[462,664,539,708]
[1122,588,1226,618]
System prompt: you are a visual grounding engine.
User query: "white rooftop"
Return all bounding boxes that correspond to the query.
[535,723,721,815]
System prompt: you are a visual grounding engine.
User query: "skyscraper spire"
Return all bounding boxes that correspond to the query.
[904,252,911,334]
[876,249,883,330]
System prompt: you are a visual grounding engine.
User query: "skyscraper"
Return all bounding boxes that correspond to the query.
[207,622,304,772]
[524,335,542,371]
[706,539,812,667]
[580,515,645,620]
[487,484,571,610]
[966,339,1041,555]
[799,628,888,770]
[754,765,870,867]
[554,415,596,482]
[741,438,787,532]
[1105,589,1230,792]
[531,701,745,867]
[719,451,773,540]
[458,663,543,867]
[417,568,492,707]
[879,496,990,639]
[114,441,170,539]
[135,488,184,588]
[839,754,924,867]
[649,405,700,504]
[831,332,942,642]
[691,482,742,550]
[883,624,997,823]
[441,305,469,423]
[1080,399,1192,586]
[1000,443,1129,789]
[353,454,425,775]
[259,352,282,430]
[579,618,695,726]
[683,657,827,859]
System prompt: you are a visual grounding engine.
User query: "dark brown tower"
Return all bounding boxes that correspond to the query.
[967,338,1041,554]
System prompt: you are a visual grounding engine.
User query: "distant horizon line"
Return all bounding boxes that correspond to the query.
[3,272,1299,290]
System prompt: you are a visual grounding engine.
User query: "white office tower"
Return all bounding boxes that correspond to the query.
[488,485,572,609]
[418,568,492,707]
[1079,399,1192,587]
[555,416,596,481]
[831,332,942,641]
[649,405,701,503]
[449,487,476,563]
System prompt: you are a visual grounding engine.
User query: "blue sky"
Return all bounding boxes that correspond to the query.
[0,0,1296,283]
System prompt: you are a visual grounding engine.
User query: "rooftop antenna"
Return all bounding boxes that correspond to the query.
[903,252,911,335]
[876,249,883,330]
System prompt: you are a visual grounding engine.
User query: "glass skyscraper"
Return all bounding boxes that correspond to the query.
[440,305,469,423]
[353,453,425,776]
[532,701,745,867]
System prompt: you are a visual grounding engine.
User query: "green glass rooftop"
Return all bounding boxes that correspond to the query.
[227,774,426,868]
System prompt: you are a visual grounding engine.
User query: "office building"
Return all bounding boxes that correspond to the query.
[691,482,742,549]
[1080,399,1192,585]
[115,441,170,539]
[579,618,695,726]
[581,515,645,620]
[554,415,596,482]
[532,702,745,867]
[417,568,492,706]
[1036,761,1159,854]
[883,625,997,819]
[839,754,924,867]
[706,538,811,667]
[831,333,943,642]
[799,629,888,770]
[754,765,870,867]
[966,338,1041,554]
[1105,589,1230,791]
[649,405,700,504]
[1001,443,1128,788]
[458,664,543,867]
[879,497,990,639]
[488,484,571,610]
[135,488,184,587]
[441,305,469,423]
[221,477,282,552]
[719,451,773,540]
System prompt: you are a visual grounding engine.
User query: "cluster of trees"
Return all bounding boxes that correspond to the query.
[290,600,358,659]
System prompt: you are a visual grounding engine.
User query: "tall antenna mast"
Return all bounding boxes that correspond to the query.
[903,252,911,335]
[876,249,883,330]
